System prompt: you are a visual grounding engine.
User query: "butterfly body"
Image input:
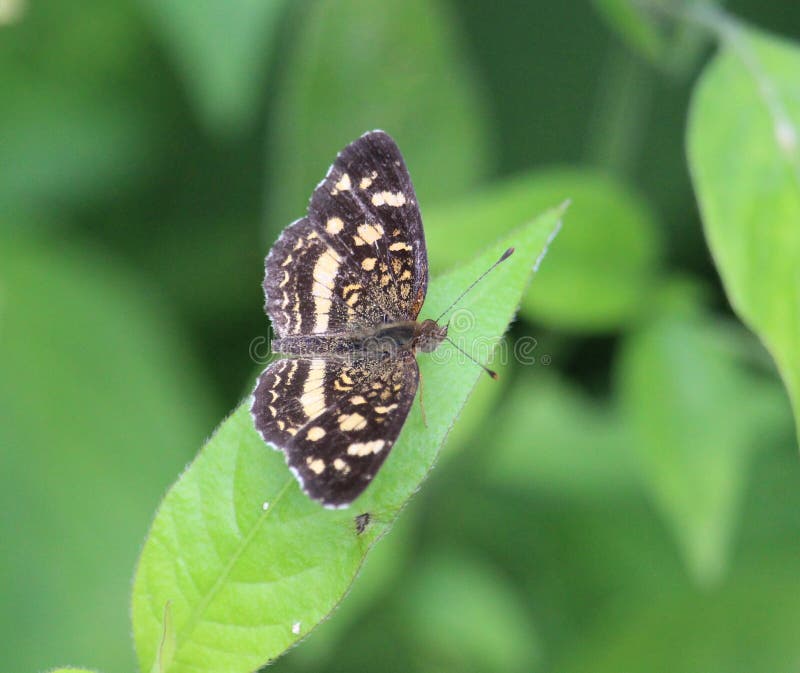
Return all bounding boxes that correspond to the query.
[251,130,437,508]
[271,319,447,359]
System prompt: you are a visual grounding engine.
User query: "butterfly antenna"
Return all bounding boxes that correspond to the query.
[445,337,499,380]
[435,247,514,324]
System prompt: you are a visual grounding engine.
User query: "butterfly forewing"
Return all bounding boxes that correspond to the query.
[252,355,419,507]
[308,130,428,323]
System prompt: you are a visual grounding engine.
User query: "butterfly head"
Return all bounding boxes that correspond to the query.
[413,318,448,353]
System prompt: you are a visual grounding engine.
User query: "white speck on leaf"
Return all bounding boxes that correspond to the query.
[775,119,797,155]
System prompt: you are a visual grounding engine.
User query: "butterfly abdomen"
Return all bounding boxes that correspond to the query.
[272,321,422,359]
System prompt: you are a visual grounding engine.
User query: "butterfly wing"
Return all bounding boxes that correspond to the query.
[263,131,428,338]
[250,354,419,508]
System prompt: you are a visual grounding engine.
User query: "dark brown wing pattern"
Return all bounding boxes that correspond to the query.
[263,131,428,339]
[254,131,429,508]
[251,354,419,507]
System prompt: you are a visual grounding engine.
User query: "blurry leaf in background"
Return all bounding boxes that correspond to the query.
[267,0,491,236]
[425,169,661,331]
[592,0,667,62]
[688,23,800,443]
[398,550,539,673]
[0,81,155,217]
[130,207,564,673]
[140,0,287,136]
[0,2,158,219]
[617,283,792,586]
[144,213,264,327]
[591,0,718,75]
[483,374,638,500]
[557,563,800,673]
[0,234,217,673]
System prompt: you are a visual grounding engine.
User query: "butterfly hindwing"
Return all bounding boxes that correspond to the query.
[251,354,420,507]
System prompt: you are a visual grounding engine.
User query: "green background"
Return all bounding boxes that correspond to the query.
[2,1,800,672]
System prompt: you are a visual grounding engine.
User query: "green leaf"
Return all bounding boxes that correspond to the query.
[688,22,800,442]
[425,169,662,331]
[398,550,539,673]
[617,288,792,585]
[557,562,800,673]
[141,0,287,136]
[0,234,216,673]
[483,374,638,499]
[440,347,512,457]
[131,205,565,673]
[48,669,100,673]
[284,504,415,667]
[267,0,490,235]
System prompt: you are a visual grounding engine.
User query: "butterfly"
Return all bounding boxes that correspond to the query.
[251,130,510,508]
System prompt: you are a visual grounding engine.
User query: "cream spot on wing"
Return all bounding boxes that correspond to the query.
[339,412,367,431]
[287,427,297,436]
[268,405,277,416]
[350,395,367,405]
[279,269,290,288]
[286,360,299,385]
[359,170,378,190]
[306,457,326,474]
[353,235,366,246]
[276,420,285,431]
[389,241,412,252]
[333,458,349,472]
[372,191,406,207]
[341,372,353,385]
[347,439,386,456]
[342,283,361,296]
[375,404,398,414]
[307,426,326,441]
[346,292,360,306]
[300,360,326,419]
[326,217,344,234]
[332,173,351,193]
[311,249,340,332]
[281,254,293,266]
[357,223,384,245]
[361,257,377,270]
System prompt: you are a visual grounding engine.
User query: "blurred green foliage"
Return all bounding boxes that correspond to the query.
[1,1,800,672]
